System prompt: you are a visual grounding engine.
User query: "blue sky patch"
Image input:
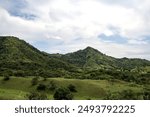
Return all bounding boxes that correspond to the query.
[0,0,36,20]
[32,39,64,52]
[98,34,127,44]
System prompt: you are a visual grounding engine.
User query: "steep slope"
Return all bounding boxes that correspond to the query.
[61,46,150,70]
[0,36,48,62]
[0,36,77,76]
[61,47,118,69]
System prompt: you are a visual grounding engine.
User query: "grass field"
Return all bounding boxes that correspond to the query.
[0,77,144,100]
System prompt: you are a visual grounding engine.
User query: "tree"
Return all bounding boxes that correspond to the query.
[53,87,73,100]
[143,88,150,100]
[67,84,77,92]
[36,84,46,91]
[31,77,38,86]
[26,92,47,100]
[47,81,57,91]
[3,75,10,81]
[119,89,139,100]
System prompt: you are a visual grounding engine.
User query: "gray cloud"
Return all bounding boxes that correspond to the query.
[0,0,150,60]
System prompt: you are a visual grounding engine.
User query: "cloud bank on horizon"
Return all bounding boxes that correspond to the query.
[0,0,150,60]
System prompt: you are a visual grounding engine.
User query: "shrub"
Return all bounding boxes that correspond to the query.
[143,88,150,100]
[36,84,46,91]
[47,81,57,91]
[26,92,47,100]
[3,75,10,81]
[104,90,141,100]
[67,84,77,92]
[119,90,140,100]
[53,87,73,100]
[31,77,38,86]
[43,77,47,81]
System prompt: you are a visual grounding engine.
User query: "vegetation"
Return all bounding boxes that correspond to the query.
[3,75,10,81]
[0,36,150,100]
[36,84,46,91]
[0,77,146,100]
[47,81,57,91]
[53,87,73,100]
[31,77,38,86]
[26,92,48,100]
[67,84,77,92]
[143,88,150,100]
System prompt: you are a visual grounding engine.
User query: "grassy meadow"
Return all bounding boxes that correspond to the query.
[0,76,144,100]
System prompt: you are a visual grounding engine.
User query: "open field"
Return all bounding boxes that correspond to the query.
[0,77,144,100]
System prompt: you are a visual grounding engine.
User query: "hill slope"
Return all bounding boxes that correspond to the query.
[61,46,150,70]
[0,36,150,78]
[0,36,77,76]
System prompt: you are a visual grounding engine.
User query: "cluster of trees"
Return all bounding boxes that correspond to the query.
[67,69,150,85]
[26,78,77,100]
[105,89,150,100]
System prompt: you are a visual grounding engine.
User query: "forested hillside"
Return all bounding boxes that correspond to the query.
[0,36,150,84]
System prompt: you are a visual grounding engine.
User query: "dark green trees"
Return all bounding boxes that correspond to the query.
[53,87,73,100]
[31,77,38,86]
[3,75,10,81]
[67,84,77,92]
[26,92,47,100]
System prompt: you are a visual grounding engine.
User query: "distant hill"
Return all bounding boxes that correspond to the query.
[0,36,150,77]
[61,46,150,70]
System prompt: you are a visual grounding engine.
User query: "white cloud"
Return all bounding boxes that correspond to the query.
[0,0,150,60]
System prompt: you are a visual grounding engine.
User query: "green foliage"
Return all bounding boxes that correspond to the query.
[0,36,77,77]
[47,81,57,91]
[119,89,140,100]
[0,36,150,100]
[105,90,142,100]
[36,84,46,91]
[26,92,47,100]
[31,77,38,86]
[53,87,73,100]
[67,84,77,92]
[0,77,145,100]
[0,36,150,83]
[3,75,10,81]
[143,88,150,100]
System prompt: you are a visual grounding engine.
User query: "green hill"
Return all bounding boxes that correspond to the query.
[61,46,150,70]
[0,36,149,81]
[0,36,150,100]
[0,36,77,77]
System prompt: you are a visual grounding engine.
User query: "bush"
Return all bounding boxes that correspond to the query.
[36,84,46,91]
[53,87,73,100]
[119,90,139,100]
[47,81,57,91]
[26,92,48,100]
[31,77,38,86]
[43,77,47,81]
[104,90,141,100]
[67,84,77,92]
[143,88,150,100]
[3,75,10,81]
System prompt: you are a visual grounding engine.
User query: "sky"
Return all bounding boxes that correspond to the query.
[0,0,150,60]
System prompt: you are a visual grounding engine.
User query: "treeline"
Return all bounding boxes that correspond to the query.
[105,88,150,100]
[68,69,150,85]
[0,60,78,78]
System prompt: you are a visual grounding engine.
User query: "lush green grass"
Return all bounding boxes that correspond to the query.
[0,77,144,100]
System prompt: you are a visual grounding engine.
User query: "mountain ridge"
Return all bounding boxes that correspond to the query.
[0,36,150,77]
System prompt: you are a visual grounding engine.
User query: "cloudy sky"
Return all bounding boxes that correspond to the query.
[0,0,150,60]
